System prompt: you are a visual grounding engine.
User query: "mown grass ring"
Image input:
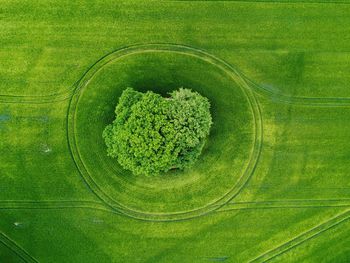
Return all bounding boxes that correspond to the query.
[67,44,262,221]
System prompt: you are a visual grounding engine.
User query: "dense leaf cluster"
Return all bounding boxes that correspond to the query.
[103,87,212,176]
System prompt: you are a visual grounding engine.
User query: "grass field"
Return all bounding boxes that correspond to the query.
[1,1,350,262]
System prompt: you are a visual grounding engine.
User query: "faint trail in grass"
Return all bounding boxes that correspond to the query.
[218,199,350,212]
[245,78,350,107]
[170,0,350,5]
[249,209,350,262]
[0,200,120,214]
[0,199,349,221]
[205,256,230,262]
[0,91,73,104]
[0,232,38,263]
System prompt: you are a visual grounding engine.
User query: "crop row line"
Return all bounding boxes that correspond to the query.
[1,199,349,213]
[219,199,350,212]
[0,200,119,214]
[245,78,350,107]
[249,209,350,262]
[171,0,350,5]
[0,91,73,104]
[0,232,38,263]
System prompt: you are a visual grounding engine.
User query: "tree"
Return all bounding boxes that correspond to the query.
[103,87,212,176]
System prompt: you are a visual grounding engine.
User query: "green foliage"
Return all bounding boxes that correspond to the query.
[103,87,212,176]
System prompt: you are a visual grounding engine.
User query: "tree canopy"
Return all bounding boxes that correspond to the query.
[103,87,212,176]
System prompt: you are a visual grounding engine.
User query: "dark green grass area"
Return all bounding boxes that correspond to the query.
[72,50,256,214]
[1,1,350,262]
[0,242,24,263]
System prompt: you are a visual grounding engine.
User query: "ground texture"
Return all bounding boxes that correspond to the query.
[1,1,350,262]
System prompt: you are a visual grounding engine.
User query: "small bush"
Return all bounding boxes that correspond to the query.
[103,87,212,176]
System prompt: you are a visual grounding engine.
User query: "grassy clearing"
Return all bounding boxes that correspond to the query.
[70,48,257,216]
[1,1,349,262]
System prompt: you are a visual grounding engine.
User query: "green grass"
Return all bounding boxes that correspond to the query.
[1,0,350,262]
[69,47,259,217]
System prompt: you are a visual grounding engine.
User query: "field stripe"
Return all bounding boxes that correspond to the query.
[2,44,350,107]
[171,0,350,4]
[1,201,348,262]
[0,200,120,214]
[219,199,350,212]
[1,199,349,214]
[245,78,350,107]
[0,91,73,104]
[249,209,350,262]
[0,232,38,263]
[1,44,350,107]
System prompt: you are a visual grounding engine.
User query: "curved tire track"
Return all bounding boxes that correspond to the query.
[67,43,263,221]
